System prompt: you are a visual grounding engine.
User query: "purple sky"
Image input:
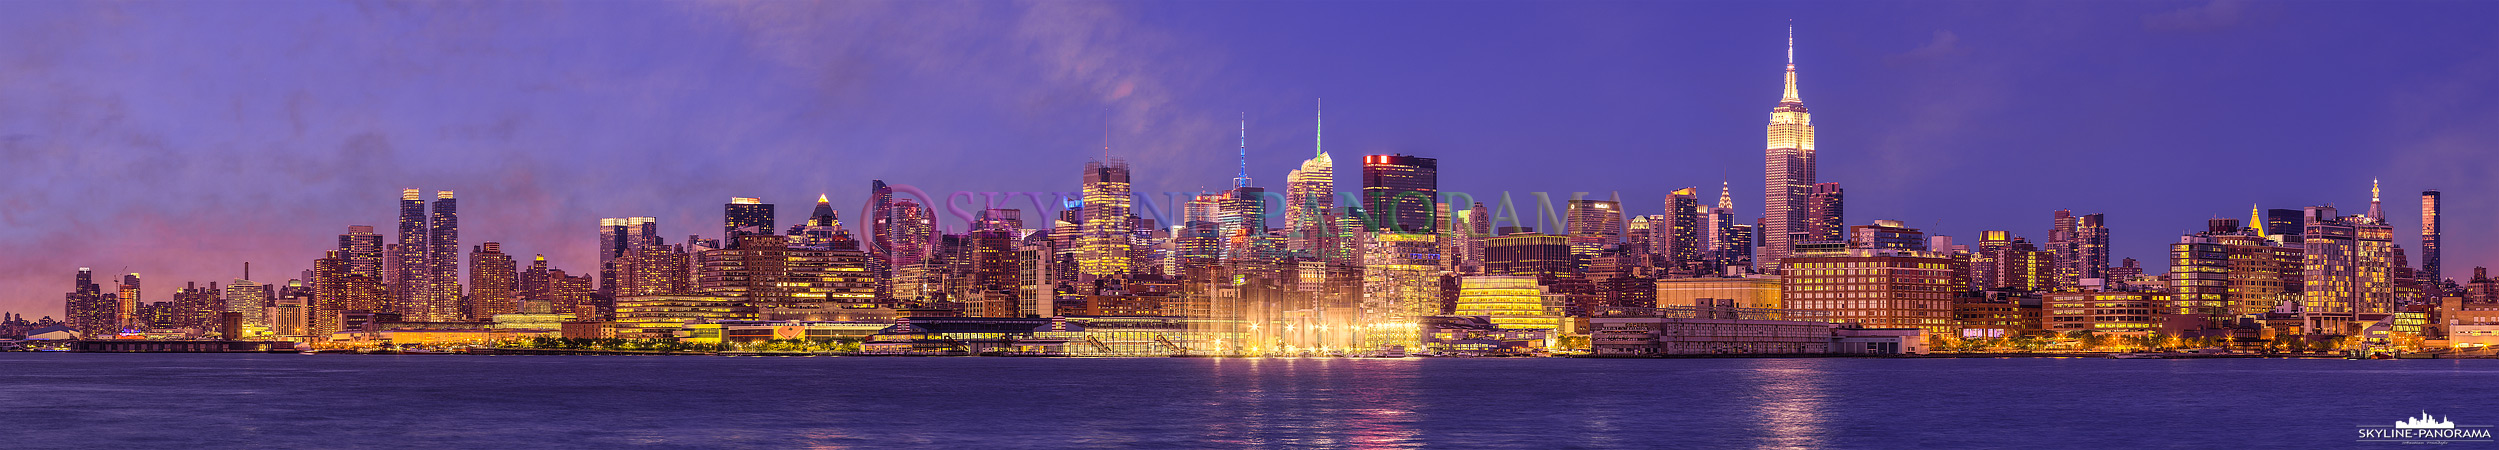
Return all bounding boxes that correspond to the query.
[6,1,2498,316]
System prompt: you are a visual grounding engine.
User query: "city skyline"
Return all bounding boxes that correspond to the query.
[6,1,2499,315]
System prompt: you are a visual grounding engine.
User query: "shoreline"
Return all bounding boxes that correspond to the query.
[25,348,2481,359]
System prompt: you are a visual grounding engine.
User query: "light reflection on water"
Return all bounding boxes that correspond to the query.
[1742,359,1830,450]
[6,354,2498,449]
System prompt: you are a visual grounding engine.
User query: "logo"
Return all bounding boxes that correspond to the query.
[2359,412,2494,444]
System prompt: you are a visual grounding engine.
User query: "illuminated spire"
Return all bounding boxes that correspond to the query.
[1718,181,1734,210]
[817,194,830,204]
[1314,98,1324,158]
[2249,203,2265,236]
[1781,24,1801,103]
[1234,112,1251,189]
[2369,178,2384,221]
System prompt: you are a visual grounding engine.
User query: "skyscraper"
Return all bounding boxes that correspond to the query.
[423,190,460,321]
[2169,218,2301,325]
[1079,159,1134,280]
[1361,154,1438,233]
[870,180,896,299]
[64,268,112,335]
[1285,103,1336,257]
[890,199,934,268]
[469,242,518,320]
[1219,186,1271,262]
[599,216,660,296]
[1663,188,1702,270]
[1804,182,1843,243]
[975,208,1021,233]
[1762,28,1818,268]
[724,197,775,246]
[2423,190,2442,286]
[1565,199,1622,266]
[2048,210,2111,288]
[392,188,428,316]
[224,276,269,332]
[2301,199,2397,333]
[117,273,141,332]
[338,225,384,279]
[600,217,659,265]
[1705,182,1742,270]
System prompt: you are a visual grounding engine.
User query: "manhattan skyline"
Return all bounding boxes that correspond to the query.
[6,1,2499,315]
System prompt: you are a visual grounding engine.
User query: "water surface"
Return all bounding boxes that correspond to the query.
[1,354,2487,448]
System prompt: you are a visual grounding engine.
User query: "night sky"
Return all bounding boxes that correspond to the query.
[5,1,2498,316]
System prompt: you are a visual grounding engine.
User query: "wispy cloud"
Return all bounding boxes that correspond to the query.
[2144,0,2247,32]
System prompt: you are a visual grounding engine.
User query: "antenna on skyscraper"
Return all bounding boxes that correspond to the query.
[1235,112,1251,189]
[1315,98,1324,158]
[1102,108,1112,161]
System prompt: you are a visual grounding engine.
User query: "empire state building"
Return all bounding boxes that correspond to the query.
[1761,28,1817,267]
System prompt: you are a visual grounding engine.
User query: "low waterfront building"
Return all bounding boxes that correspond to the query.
[613,295,757,340]
[1779,253,1959,334]
[1833,328,1927,354]
[1452,276,1562,330]
[2043,291,2161,336]
[71,340,295,353]
[1588,306,1836,356]
[1655,276,1783,310]
[1420,315,1550,355]
[861,316,1238,356]
[1952,291,2042,338]
[678,320,891,344]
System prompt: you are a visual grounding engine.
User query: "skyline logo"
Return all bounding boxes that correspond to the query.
[2360,412,2493,444]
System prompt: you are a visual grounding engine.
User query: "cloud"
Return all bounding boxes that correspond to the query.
[2144,0,2247,32]
[1887,30,1966,65]
[0,0,1251,315]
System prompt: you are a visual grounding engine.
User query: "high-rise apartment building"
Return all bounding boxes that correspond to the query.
[338,225,384,279]
[64,268,112,335]
[870,180,896,300]
[469,242,518,320]
[2047,210,2110,288]
[600,217,659,265]
[1971,231,2051,292]
[224,278,269,332]
[1664,188,1703,270]
[1565,199,1623,266]
[1762,30,1819,268]
[392,189,428,316]
[1804,182,1843,243]
[723,197,775,246]
[423,190,461,321]
[2300,202,2398,333]
[975,208,1022,233]
[2169,218,2301,325]
[2423,190,2442,287]
[1361,154,1438,233]
[116,273,141,332]
[890,199,934,268]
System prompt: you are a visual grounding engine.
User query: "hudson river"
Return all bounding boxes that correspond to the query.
[3,354,2491,448]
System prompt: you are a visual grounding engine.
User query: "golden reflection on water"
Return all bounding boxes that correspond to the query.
[1744,359,1830,450]
[1342,359,1421,449]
